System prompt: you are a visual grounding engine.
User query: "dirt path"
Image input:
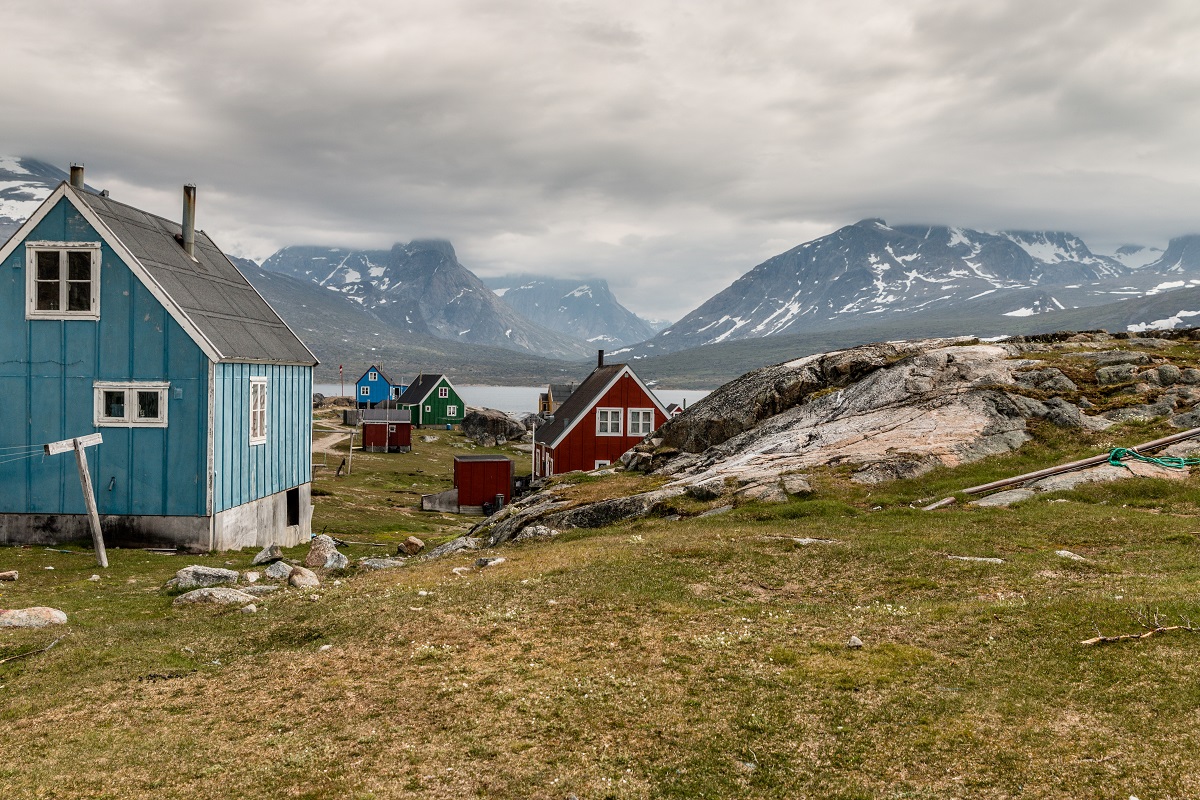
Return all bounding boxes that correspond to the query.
[313,429,351,454]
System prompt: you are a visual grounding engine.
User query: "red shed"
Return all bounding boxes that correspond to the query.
[533,353,668,477]
[361,409,412,453]
[454,455,514,512]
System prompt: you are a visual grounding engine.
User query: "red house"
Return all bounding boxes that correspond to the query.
[534,355,668,477]
[454,455,514,513]
[361,409,412,453]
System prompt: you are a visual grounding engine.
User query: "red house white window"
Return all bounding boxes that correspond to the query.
[628,409,654,436]
[596,408,622,436]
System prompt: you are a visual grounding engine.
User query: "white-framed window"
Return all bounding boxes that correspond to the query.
[595,460,610,469]
[596,407,622,436]
[438,386,449,399]
[359,385,370,396]
[369,371,378,381]
[93,381,168,427]
[391,387,400,399]
[26,241,101,320]
[425,405,432,412]
[249,378,268,445]
[446,405,459,417]
[629,409,655,436]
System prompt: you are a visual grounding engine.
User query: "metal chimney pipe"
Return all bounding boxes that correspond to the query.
[597,349,604,369]
[182,184,196,258]
[69,164,84,189]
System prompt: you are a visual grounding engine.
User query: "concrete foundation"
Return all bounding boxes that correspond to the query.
[421,488,459,513]
[212,483,312,550]
[0,483,312,552]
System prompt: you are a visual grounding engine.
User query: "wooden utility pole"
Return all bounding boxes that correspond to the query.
[44,433,107,568]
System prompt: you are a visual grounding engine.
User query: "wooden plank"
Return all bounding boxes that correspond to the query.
[74,437,108,568]
[45,432,102,456]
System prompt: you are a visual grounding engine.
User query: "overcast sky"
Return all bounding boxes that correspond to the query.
[3,0,1199,320]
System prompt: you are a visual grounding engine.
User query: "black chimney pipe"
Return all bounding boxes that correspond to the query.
[597,349,604,369]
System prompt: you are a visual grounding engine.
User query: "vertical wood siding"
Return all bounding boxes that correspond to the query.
[547,373,667,474]
[0,198,208,516]
[212,363,312,512]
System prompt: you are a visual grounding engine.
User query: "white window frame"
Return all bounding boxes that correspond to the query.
[93,381,169,428]
[628,408,655,436]
[249,377,268,445]
[369,371,378,381]
[26,241,102,320]
[424,405,432,413]
[438,386,449,399]
[596,407,623,436]
[446,405,459,417]
[595,460,610,469]
[391,387,400,399]
[359,385,371,397]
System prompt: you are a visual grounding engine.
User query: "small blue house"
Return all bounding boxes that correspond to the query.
[354,365,405,408]
[0,169,318,551]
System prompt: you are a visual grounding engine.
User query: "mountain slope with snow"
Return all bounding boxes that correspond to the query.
[261,241,593,360]
[484,275,657,347]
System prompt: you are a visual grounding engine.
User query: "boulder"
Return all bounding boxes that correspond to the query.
[685,477,726,501]
[288,566,321,588]
[781,474,813,495]
[251,544,284,565]
[1028,464,1129,492]
[0,570,17,581]
[1067,350,1152,367]
[475,556,506,568]
[737,482,789,503]
[166,565,239,591]
[173,587,257,606]
[243,571,261,584]
[305,535,343,569]
[462,407,527,445]
[359,557,407,570]
[1013,367,1078,393]
[1158,364,1182,386]
[512,525,559,543]
[324,551,349,570]
[398,536,425,556]
[0,607,67,627]
[424,537,483,560]
[264,561,295,580]
[1096,364,1138,385]
[1180,368,1200,385]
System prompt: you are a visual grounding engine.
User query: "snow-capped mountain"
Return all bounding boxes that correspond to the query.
[484,275,657,347]
[0,157,83,243]
[1110,243,1165,269]
[619,219,1200,357]
[260,241,593,360]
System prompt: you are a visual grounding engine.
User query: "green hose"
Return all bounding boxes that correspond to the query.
[1109,447,1200,469]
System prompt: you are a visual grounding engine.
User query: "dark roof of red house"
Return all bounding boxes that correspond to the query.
[533,364,626,445]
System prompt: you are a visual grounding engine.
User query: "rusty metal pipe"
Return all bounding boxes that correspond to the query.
[69,164,84,189]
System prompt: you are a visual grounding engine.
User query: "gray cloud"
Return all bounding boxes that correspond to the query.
[2,0,1198,320]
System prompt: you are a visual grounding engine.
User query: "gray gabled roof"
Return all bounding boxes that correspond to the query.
[75,188,317,366]
[534,364,624,445]
[397,373,450,406]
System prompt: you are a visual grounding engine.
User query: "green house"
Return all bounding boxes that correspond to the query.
[397,373,464,427]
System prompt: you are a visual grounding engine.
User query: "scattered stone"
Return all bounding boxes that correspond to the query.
[0,570,17,581]
[970,489,1035,507]
[1029,464,1132,492]
[698,504,733,518]
[1123,460,1189,480]
[173,587,258,606]
[165,565,240,591]
[305,535,343,569]
[794,537,839,545]
[1068,350,1151,367]
[324,551,349,570]
[781,473,813,495]
[264,561,295,580]
[475,557,506,568]
[424,537,483,560]
[398,536,425,556]
[1180,368,1200,385]
[512,525,559,543]
[243,571,260,584]
[88,574,99,582]
[1096,364,1138,385]
[251,544,284,565]
[243,585,280,596]
[1168,409,1200,429]
[288,566,320,588]
[847,635,864,649]
[239,604,258,614]
[0,607,67,628]
[1158,364,1182,386]
[421,435,439,443]
[359,557,407,570]
[43,566,53,570]
[1014,367,1078,393]
[737,482,789,503]
[451,566,472,576]
[318,644,332,652]
[947,555,1005,564]
[1056,550,1087,562]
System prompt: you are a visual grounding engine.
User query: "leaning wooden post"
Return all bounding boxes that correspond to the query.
[44,433,107,568]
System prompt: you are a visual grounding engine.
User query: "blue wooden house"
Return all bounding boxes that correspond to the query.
[0,169,318,551]
[354,365,405,408]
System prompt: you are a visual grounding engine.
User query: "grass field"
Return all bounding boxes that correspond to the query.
[3,419,1200,798]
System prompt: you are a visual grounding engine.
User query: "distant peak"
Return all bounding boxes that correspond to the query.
[853,218,890,230]
[400,239,457,258]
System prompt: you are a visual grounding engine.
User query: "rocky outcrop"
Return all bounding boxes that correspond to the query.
[165,566,240,591]
[654,337,976,454]
[462,407,528,446]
